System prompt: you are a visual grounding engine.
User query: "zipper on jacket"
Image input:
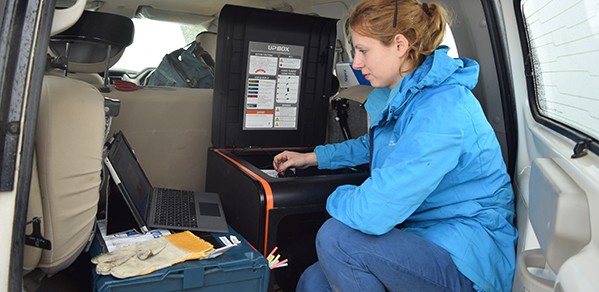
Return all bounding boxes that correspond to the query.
[369,126,376,172]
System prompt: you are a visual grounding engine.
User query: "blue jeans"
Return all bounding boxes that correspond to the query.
[296,218,475,292]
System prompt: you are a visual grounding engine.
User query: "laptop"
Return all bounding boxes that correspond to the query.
[104,131,228,233]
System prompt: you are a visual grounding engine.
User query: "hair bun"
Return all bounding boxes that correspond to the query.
[422,2,432,17]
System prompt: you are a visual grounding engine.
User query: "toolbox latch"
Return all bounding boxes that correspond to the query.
[183,266,205,289]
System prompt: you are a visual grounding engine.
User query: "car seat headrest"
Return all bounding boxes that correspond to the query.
[51,0,87,36]
[195,31,217,61]
[49,10,134,74]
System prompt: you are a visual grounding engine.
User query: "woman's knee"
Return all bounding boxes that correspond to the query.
[317,218,346,245]
[316,218,359,255]
[297,262,331,292]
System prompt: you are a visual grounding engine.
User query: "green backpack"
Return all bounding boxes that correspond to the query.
[146,43,214,88]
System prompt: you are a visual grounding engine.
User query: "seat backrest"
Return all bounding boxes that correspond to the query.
[25,76,106,275]
[23,9,133,277]
[196,31,218,61]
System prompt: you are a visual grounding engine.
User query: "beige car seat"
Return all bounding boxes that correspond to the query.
[22,8,134,284]
[196,31,218,62]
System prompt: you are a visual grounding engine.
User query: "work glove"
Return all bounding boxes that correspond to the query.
[92,230,214,279]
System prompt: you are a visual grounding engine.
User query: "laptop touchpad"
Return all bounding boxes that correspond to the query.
[199,202,221,217]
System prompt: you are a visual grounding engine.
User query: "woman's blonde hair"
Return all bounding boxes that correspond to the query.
[347,0,451,73]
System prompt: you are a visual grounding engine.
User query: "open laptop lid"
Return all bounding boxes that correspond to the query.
[104,131,154,233]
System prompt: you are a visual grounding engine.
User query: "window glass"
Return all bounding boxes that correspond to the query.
[521,0,599,140]
[113,18,205,73]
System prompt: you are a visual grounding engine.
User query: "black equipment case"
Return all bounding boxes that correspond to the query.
[206,5,369,290]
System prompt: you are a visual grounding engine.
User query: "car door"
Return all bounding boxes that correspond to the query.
[501,0,599,290]
[0,0,53,290]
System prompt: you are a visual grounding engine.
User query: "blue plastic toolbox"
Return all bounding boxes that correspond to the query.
[91,227,270,292]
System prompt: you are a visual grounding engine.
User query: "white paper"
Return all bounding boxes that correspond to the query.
[96,219,171,252]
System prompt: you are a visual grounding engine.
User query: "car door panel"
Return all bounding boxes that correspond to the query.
[518,156,591,289]
[514,122,599,291]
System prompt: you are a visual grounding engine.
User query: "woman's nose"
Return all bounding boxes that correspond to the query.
[352,57,363,70]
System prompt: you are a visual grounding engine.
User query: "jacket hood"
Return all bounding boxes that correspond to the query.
[365,46,480,126]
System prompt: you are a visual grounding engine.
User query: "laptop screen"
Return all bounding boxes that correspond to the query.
[109,132,154,218]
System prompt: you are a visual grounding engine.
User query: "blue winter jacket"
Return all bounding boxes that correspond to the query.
[314,47,517,292]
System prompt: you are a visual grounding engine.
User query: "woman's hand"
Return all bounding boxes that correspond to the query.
[273,151,318,173]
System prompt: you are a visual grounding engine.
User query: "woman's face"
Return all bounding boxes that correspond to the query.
[350,30,406,89]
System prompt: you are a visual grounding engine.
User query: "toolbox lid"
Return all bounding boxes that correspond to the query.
[211,4,339,149]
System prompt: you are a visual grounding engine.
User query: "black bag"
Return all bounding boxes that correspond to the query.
[146,43,214,88]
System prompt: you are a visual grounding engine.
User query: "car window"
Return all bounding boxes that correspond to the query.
[521,0,599,142]
[113,18,206,73]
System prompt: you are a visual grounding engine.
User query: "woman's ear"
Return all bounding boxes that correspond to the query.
[394,34,409,57]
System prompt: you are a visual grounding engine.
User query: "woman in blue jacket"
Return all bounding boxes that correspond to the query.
[273,0,517,291]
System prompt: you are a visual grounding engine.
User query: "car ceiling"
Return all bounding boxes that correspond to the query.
[56,0,345,19]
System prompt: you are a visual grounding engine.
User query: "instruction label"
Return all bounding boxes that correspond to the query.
[244,41,303,130]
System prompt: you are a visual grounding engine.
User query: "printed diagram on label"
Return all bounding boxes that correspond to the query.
[247,79,276,109]
[276,75,299,103]
[244,41,303,130]
[249,56,278,76]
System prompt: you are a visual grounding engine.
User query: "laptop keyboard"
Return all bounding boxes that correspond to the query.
[153,189,198,228]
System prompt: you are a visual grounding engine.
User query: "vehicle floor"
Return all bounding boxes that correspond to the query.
[24,251,93,292]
